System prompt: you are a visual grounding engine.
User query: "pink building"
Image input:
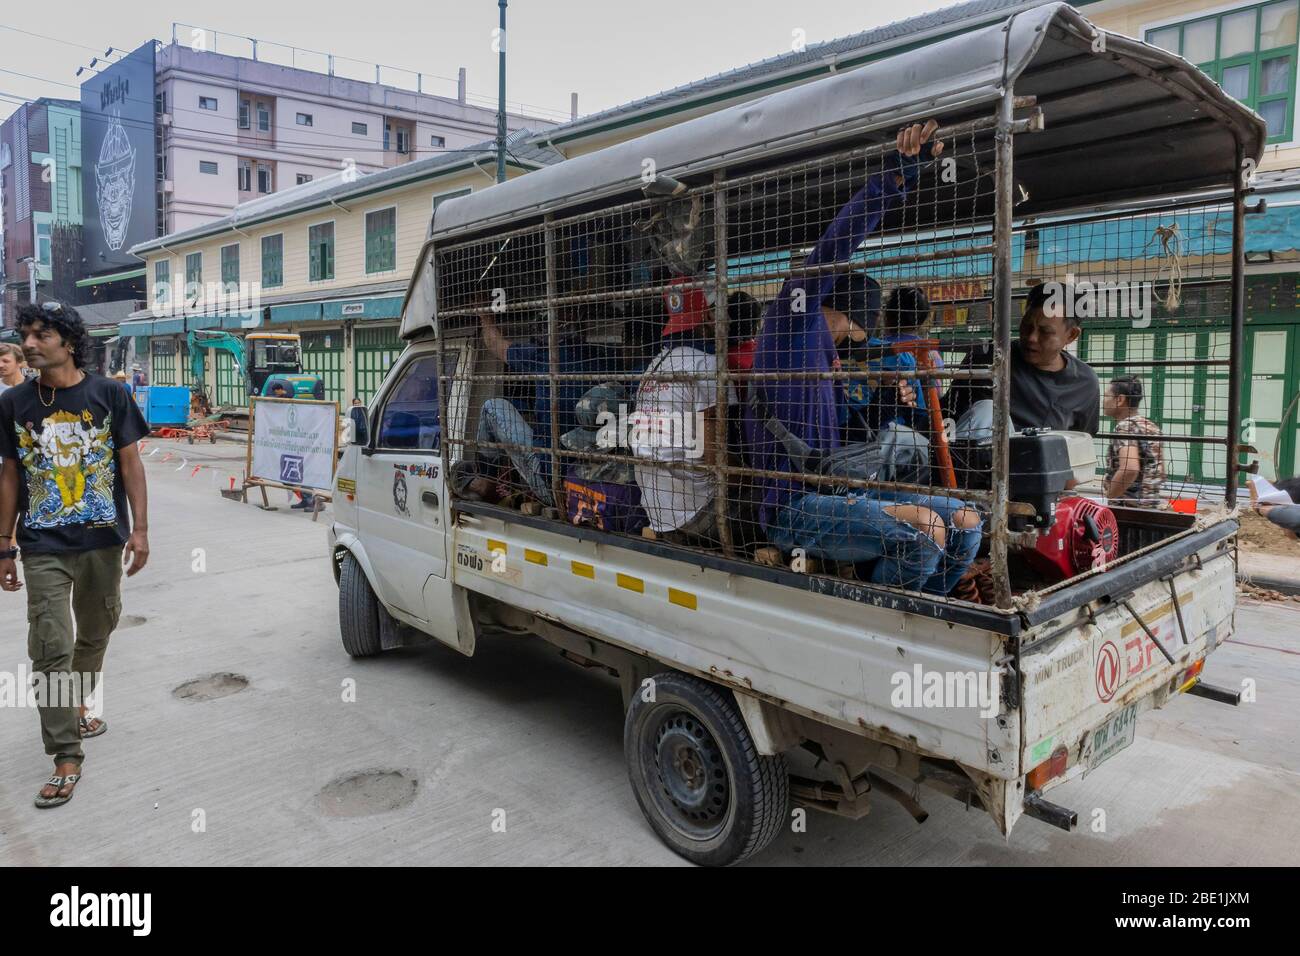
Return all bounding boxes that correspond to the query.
[153,42,559,234]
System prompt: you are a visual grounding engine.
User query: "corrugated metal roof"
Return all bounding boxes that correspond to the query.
[129,128,564,255]
[535,0,1057,143]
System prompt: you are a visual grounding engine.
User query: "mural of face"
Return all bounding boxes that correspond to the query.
[95,111,136,252]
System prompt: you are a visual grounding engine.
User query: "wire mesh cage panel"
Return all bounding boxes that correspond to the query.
[430,111,1244,610]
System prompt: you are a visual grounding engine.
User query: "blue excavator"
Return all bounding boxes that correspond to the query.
[187,330,325,415]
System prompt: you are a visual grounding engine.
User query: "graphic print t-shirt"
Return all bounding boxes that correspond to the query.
[0,373,149,553]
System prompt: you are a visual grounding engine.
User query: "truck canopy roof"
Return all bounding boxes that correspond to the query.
[400,2,1265,339]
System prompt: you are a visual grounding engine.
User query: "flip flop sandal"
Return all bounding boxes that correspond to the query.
[79,716,108,738]
[34,773,80,809]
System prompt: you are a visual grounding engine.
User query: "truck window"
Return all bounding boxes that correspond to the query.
[377,355,441,451]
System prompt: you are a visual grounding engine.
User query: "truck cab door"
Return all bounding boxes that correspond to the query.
[355,343,463,646]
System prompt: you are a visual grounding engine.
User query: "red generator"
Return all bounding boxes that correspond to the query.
[1024,496,1119,582]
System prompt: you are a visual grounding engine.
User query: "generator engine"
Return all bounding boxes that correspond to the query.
[1022,496,1119,582]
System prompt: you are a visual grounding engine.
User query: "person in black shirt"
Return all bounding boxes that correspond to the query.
[0,303,150,809]
[945,282,1100,435]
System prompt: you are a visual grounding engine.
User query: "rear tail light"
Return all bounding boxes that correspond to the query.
[1026,744,1069,790]
[1177,658,1205,694]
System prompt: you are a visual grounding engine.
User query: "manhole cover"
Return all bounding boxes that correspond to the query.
[172,672,249,701]
[316,769,418,818]
[117,614,147,630]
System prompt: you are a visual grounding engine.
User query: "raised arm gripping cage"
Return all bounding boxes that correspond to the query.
[403,3,1265,617]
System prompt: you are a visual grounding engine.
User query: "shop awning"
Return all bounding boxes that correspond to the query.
[322,295,403,321]
[269,303,323,324]
[118,319,155,337]
[75,267,146,288]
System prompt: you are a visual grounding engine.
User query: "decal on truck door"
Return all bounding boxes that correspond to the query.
[392,469,409,515]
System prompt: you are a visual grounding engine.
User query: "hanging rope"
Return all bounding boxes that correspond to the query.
[1148,222,1184,311]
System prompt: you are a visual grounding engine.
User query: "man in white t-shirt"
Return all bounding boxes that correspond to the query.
[0,344,26,397]
[631,280,734,544]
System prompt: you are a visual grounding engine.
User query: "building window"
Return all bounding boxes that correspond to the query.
[430,134,445,148]
[154,259,170,306]
[199,96,218,111]
[296,173,313,185]
[155,91,168,115]
[396,127,410,154]
[221,243,240,286]
[239,160,252,192]
[261,234,283,288]
[1147,0,1299,140]
[239,99,250,129]
[296,112,313,127]
[257,165,273,194]
[257,102,270,132]
[309,222,335,281]
[433,187,471,212]
[384,123,391,151]
[199,160,219,175]
[352,121,368,135]
[35,222,51,265]
[365,207,396,273]
[185,252,202,298]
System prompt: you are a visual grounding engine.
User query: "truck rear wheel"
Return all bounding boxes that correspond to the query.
[338,551,382,658]
[624,672,788,866]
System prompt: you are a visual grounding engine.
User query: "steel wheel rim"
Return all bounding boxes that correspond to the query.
[642,705,732,842]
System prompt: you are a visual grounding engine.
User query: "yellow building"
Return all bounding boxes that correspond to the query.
[126,131,561,407]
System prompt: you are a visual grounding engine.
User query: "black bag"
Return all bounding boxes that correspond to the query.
[747,389,930,493]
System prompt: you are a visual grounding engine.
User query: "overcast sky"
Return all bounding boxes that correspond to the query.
[1,0,955,125]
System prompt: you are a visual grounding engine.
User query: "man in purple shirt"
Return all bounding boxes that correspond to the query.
[745,121,981,595]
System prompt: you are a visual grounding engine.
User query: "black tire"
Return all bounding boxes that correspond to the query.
[624,672,789,866]
[338,551,383,658]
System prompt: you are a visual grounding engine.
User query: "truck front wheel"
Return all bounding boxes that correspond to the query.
[338,551,382,658]
[624,672,789,866]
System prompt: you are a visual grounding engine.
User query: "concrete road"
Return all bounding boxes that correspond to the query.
[1,440,1298,866]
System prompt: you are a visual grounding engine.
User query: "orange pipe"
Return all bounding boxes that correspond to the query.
[892,338,957,488]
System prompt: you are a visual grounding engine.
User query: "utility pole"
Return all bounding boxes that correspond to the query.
[496,0,507,184]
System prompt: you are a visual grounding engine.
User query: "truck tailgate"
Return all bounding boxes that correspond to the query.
[1018,542,1235,786]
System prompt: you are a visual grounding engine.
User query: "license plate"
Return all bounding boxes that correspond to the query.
[1084,702,1138,773]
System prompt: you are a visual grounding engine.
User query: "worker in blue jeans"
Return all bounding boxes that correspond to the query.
[474,397,555,505]
[745,120,981,595]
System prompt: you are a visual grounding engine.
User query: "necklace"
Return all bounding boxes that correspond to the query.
[37,370,84,408]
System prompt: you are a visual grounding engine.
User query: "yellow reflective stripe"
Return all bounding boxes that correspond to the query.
[668,588,697,610]
[617,573,644,593]
[570,561,595,579]
[487,539,507,555]
[525,549,548,565]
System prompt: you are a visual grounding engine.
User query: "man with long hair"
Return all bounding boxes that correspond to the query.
[0,303,150,809]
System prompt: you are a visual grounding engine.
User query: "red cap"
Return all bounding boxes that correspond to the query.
[662,277,715,337]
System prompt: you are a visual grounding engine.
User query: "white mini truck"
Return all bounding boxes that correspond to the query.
[329,5,1256,865]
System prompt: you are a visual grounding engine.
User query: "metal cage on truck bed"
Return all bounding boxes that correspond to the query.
[400,2,1265,624]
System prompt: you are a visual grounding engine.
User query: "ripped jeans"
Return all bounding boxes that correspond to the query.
[768,490,982,595]
[477,398,553,505]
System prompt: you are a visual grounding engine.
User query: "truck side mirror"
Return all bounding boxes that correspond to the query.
[349,406,369,446]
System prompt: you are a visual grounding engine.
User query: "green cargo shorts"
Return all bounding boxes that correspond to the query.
[22,545,125,767]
